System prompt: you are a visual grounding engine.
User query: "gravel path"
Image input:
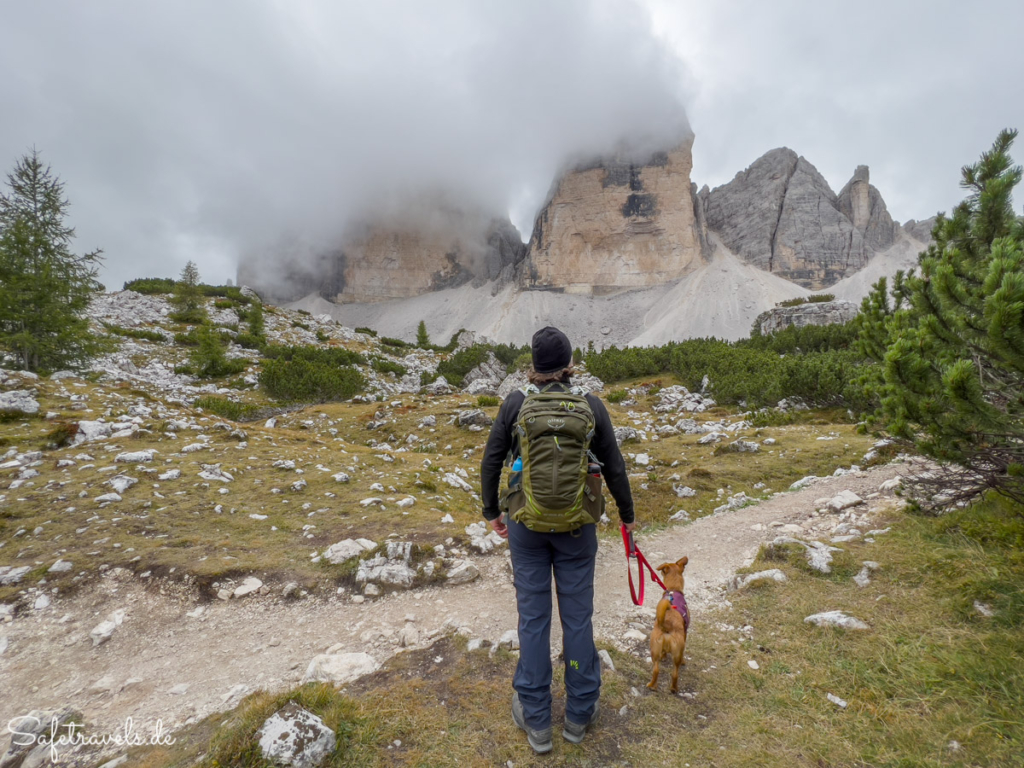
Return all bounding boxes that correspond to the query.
[0,463,906,742]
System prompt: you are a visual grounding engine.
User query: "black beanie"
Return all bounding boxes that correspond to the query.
[531,326,573,374]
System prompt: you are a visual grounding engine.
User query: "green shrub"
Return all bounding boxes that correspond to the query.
[173,329,200,346]
[213,298,236,309]
[355,326,377,337]
[291,321,311,331]
[190,325,247,378]
[123,277,176,294]
[260,358,365,402]
[315,329,330,343]
[777,293,836,308]
[607,389,629,403]
[247,300,264,338]
[297,309,311,316]
[585,337,868,409]
[193,396,259,421]
[169,307,208,324]
[262,344,366,367]
[199,284,251,304]
[102,323,165,342]
[477,395,500,407]
[370,357,408,377]
[234,333,263,350]
[380,336,409,349]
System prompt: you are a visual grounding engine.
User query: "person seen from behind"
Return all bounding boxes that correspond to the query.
[480,326,635,753]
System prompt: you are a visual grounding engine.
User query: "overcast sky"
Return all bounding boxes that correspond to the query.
[1,0,1021,288]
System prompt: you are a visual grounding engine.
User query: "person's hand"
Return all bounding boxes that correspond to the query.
[622,521,636,534]
[490,516,509,539]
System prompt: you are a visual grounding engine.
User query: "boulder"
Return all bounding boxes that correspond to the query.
[0,390,40,415]
[114,449,156,463]
[826,490,864,513]
[729,569,788,591]
[446,560,480,585]
[232,577,263,598]
[457,409,492,427]
[323,540,367,564]
[0,566,32,586]
[301,652,379,685]
[257,702,336,768]
[803,611,870,631]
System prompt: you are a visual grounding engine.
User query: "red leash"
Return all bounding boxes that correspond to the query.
[621,523,665,605]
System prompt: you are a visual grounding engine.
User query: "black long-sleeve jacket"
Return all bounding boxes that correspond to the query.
[480,383,634,524]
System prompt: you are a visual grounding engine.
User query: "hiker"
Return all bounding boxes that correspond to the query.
[480,326,635,753]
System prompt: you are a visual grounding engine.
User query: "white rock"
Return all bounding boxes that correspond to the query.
[635,453,650,466]
[323,540,365,564]
[0,390,40,414]
[90,619,118,646]
[668,509,691,523]
[0,566,31,586]
[804,611,870,631]
[107,475,137,494]
[398,624,420,648]
[95,492,122,503]
[973,600,995,617]
[673,485,697,498]
[879,477,902,492]
[498,630,519,650]
[827,693,848,709]
[443,472,473,492]
[158,469,181,481]
[396,496,416,509]
[598,649,616,671]
[167,683,189,695]
[332,472,350,483]
[729,569,788,591]
[33,594,50,610]
[446,560,480,585]
[359,497,383,507]
[114,450,155,463]
[853,561,880,588]
[789,476,819,491]
[747,660,760,670]
[232,577,263,598]
[48,559,73,574]
[301,652,379,684]
[258,702,337,768]
[826,490,864,513]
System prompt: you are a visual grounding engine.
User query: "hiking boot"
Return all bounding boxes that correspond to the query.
[562,701,600,744]
[512,692,553,754]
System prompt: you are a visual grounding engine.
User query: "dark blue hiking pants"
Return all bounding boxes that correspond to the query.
[508,516,600,729]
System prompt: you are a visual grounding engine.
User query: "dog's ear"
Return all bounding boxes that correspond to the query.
[655,562,673,574]
[676,556,688,570]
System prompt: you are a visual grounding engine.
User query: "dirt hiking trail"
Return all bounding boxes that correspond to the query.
[0,464,904,737]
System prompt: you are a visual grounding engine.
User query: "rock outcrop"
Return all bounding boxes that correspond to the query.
[238,211,526,305]
[524,135,710,294]
[757,300,860,335]
[703,151,903,290]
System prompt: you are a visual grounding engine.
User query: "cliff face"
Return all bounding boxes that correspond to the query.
[238,213,526,305]
[703,152,899,290]
[523,136,709,294]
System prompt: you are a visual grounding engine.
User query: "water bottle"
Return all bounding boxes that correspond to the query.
[510,456,523,490]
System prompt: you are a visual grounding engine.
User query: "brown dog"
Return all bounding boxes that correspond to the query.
[647,556,690,693]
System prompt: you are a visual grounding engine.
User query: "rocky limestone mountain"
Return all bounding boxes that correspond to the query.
[523,135,711,294]
[701,151,900,290]
[238,213,525,305]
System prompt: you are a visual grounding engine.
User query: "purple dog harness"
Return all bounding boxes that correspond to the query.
[665,590,690,632]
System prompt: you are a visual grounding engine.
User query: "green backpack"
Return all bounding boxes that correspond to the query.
[511,385,599,533]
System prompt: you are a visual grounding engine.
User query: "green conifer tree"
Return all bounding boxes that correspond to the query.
[171,260,206,323]
[0,151,104,372]
[250,299,265,339]
[416,319,430,348]
[857,130,1024,507]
